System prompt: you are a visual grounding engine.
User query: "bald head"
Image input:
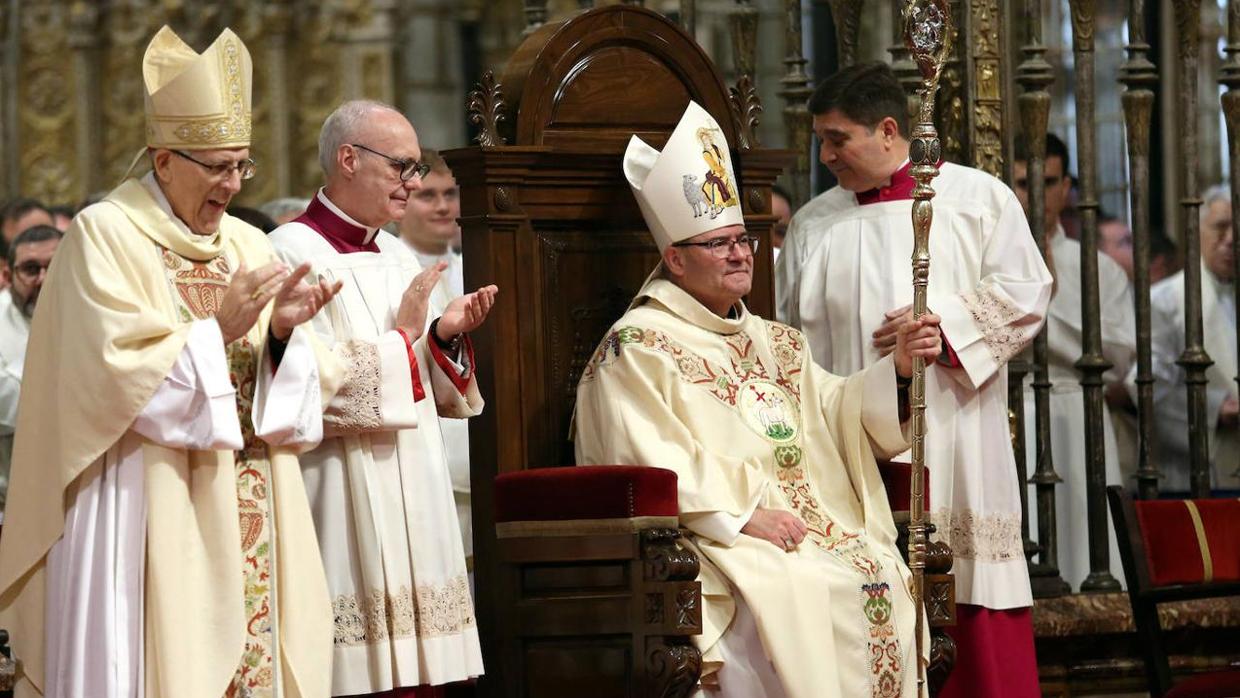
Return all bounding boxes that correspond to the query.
[319,100,412,176]
[319,100,424,228]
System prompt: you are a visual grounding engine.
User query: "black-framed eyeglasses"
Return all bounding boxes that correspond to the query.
[350,143,431,182]
[13,260,51,281]
[673,234,760,258]
[172,150,256,180]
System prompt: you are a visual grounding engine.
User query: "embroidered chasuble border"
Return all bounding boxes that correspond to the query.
[582,321,904,697]
[157,245,276,697]
[332,574,476,646]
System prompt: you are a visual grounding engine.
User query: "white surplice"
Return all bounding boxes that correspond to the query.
[778,162,1052,610]
[0,289,30,518]
[271,194,483,696]
[1140,264,1240,492]
[405,244,473,567]
[1021,226,1134,590]
[43,318,324,698]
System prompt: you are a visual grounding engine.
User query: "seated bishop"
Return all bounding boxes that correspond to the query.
[573,101,941,698]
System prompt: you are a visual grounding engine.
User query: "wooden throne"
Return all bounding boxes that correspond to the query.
[445,5,950,697]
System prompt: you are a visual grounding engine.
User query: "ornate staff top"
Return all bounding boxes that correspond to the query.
[904,0,953,153]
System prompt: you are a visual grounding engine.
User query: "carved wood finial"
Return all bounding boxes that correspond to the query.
[467,70,509,147]
[728,74,763,150]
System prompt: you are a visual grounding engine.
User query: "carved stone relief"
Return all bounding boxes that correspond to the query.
[20,2,79,204]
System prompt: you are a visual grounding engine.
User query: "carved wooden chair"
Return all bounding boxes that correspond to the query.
[493,466,701,697]
[448,5,951,696]
[1107,486,1240,697]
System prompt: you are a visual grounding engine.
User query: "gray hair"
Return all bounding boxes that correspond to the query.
[258,197,310,221]
[1202,184,1231,214]
[318,99,401,176]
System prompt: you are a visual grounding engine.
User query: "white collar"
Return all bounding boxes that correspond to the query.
[316,188,380,245]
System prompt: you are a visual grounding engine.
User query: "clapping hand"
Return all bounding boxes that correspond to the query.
[436,285,499,340]
[218,262,290,344]
[270,262,344,341]
[395,262,447,339]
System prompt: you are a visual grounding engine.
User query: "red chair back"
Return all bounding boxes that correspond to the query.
[1133,498,1240,586]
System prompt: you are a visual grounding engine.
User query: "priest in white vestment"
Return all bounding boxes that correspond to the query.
[1142,185,1240,493]
[0,225,61,518]
[269,100,496,697]
[397,149,474,572]
[776,63,1051,698]
[1013,137,1135,590]
[576,101,942,698]
[0,27,347,698]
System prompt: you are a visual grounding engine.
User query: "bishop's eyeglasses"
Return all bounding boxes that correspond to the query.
[672,234,760,258]
[172,150,256,180]
[350,143,432,182]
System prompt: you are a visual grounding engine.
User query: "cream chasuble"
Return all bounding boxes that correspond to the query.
[1022,226,1134,590]
[575,277,923,698]
[779,162,1052,610]
[0,174,343,698]
[269,192,483,696]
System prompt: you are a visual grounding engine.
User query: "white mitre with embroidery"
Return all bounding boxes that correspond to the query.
[143,25,252,150]
[623,101,745,251]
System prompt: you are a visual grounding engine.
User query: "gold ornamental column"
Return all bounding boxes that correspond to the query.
[287,1,380,198]
[68,1,102,203]
[0,0,16,200]
[18,2,80,205]
[233,1,295,205]
[828,0,864,67]
[778,0,813,206]
[99,3,163,188]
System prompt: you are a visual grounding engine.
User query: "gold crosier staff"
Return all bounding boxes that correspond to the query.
[902,0,952,693]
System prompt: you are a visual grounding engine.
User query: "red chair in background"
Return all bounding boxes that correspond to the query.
[1107,486,1240,698]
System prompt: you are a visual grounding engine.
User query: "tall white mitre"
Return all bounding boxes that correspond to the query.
[143,25,253,150]
[623,101,745,250]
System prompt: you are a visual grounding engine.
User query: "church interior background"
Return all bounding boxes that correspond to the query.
[2,0,1240,696]
[2,0,1233,234]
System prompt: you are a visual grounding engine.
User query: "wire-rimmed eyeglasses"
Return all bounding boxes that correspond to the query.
[350,143,431,182]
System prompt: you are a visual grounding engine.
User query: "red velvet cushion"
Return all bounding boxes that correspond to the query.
[1135,499,1240,586]
[494,466,678,522]
[1165,669,1240,698]
[877,461,932,512]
